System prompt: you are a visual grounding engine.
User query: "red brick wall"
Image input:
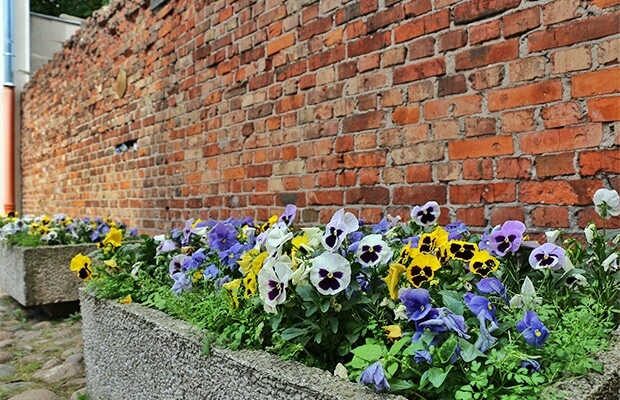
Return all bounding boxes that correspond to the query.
[20,0,620,234]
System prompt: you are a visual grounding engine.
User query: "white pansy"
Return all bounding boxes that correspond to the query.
[545,230,560,245]
[602,253,619,272]
[593,188,620,219]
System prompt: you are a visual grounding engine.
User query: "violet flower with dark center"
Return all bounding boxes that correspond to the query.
[278,204,297,226]
[411,201,440,227]
[310,252,351,295]
[490,220,526,256]
[208,223,239,251]
[528,243,565,270]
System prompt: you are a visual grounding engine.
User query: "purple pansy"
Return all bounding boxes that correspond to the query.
[310,252,352,295]
[521,359,541,373]
[464,293,498,326]
[517,310,550,348]
[445,220,469,240]
[278,204,297,226]
[183,249,207,271]
[156,239,177,255]
[477,277,508,303]
[411,201,440,227]
[208,223,239,251]
[203,264,221,280]
[419,307,470,339]
[171,272,192,295]
[414,350,433,364]
[359,361,390,392]
[321,209,359,251]
[169,254,190,276]
[489,220,526,256]
[400,288,432,321]
[528,243,565,271]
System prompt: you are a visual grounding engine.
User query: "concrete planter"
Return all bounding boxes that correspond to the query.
[0,243,96,307]
[80,292,406,400]
[81,292,620,400]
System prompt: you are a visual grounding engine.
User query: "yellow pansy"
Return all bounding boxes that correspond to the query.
[469,250,499,277]
[223,278,242,309]
[418,227,449,254]
[70,253,92,281]
[383,263,406,300]
[119,295,132,304]
[103,227,123,248]
[243,272,257,299]
[406,253,441,288]
[383,325,402,343]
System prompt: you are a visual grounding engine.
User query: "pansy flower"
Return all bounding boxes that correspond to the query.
[528,243,565,270]
[171,272,192,295]
[383,263,406,300]
[411,201,440,227]
[469,250,499,277]
[593,188,620,219]
[359,361,390,392]
[521,359,541,373]
[445,220,469,240]
[310,251,352,295]
[355,234,393,268]
[406,253,441,288]
[419,307,470,339]
[70,253,92,281]
[413,350,433,364]
[208,223,239,251]
[169,254,190,276]
[258,257,293,309]
[278,204,297,226]
[417,227,449,254]
[517,310,550,347]
[477,277,508,303]
[264,225,294,258]
[321,209,359,251]
[489,220,526,256]
[400,288,432,321]
[464,293,498,326]
[446,240,479,262]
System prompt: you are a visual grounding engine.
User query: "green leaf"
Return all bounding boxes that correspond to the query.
[280,327,309,341]
[305,304,318,317]
[319,299,331,313]
[459,338,485,362]
[428,366,452,388]
[441,290,465,315]
[437,336,458,364]
[388,379,416,392]
[388,336,411,356]
[328,317,339,334]
[350,343,385,362]
[386,361,398,377]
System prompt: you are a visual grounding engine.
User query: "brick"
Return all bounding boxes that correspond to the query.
[587,96,620,122]
[382,47,407,67]
[551,47,592,74]
[438,74,467,96]
[298,16,333,41]
[343,150,387,168]
[408,37,435,60]
[579,149,620,175]
[497,158,532,179]
[469,19,501,45]
[392,106,421,125]
[424,94,482,120]
[502,7,540,38]
[348,31,392,58]
[308,45,345,71]
[435,161,460,181]
[455,39,519,71]
[541,101,582,129]
[536,152,575,178]
[488,79,563,111]
[393,58,446,84]
[338,61,358,79]
[453,0,520,24]
[528,12,620,53]
[432,120,460,140]
[393,185,447,204]
[359,169,381,185]
[465,117,496,137]
[572,68,620,97]
[367,5,404,33]
[542,0,579,25]
[456,207,486,227]
[265,32,295,56]
[325,28,344,47]
[438,29,467,51]
[531,207,569,228]
[346,187,390,205]
[520,124,603,154]
[519,179,603,206]
[392,142,445,164]
[358,54,381,72]
[380,88,404,107]
[508,56,546,82]
[275,94,306,113]
[501,110,536,133]
[490,207,524,226]
[404,0,432,16]
[405,165,433,183]
[469,65,503,90]
[408,80,435,102]
[307,190,344,205]
[342,111,384,133]
[450,182,516,204]
[599,38,620,66]
[448,135,514,160]
[394,10,450,43]
[463,159,493,180]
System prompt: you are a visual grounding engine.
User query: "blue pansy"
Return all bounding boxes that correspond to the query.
[517,310,550,348]
[359,361,390,392]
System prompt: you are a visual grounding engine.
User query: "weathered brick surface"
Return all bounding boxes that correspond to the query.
[18,0,619,234]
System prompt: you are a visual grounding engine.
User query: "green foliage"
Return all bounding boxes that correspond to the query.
[30,0,109,18]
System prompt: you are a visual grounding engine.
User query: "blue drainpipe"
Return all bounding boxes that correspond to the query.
[3,0,14,86]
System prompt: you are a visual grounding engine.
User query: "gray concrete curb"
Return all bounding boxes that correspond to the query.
[80,291,620,400]
[0,244,96,306]
[80,291,406,400]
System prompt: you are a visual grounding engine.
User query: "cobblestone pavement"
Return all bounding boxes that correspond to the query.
[0,292,87,400]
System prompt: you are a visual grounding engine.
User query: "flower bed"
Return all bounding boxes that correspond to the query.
[80,290,405,400]
[76,189,620,399]
[0,213,133,308]
[0,243,97,307]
